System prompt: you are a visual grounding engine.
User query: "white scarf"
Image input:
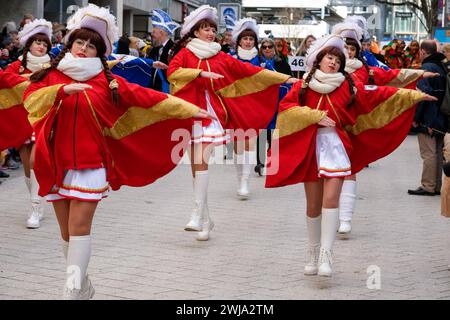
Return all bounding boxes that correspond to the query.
[57,52,103,81]
[186,38,221,59]
[303,69,346,94]
[345,58,363,74]
[19,52,51,73]
[237,46,258,61]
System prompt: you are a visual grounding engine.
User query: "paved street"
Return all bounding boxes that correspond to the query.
[1,135,450,300]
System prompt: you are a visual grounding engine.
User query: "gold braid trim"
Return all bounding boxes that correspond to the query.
[24,84,64,124]
[103,95,199,140]
[168,68,202,95]
[273,106,325,139]
[386,69,424,88]
[345,89,424,135]
[0,81,29,110]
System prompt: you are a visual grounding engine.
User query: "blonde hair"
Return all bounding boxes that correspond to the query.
[442,43,450,53]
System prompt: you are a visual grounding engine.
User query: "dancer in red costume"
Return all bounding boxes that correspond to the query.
[24,4,212,299]
[168,5,297,241]
[2,19,53,228]
[331,22,439,235]
[265,34,437,277]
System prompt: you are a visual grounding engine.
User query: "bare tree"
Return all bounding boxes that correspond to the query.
[375,0,438,36]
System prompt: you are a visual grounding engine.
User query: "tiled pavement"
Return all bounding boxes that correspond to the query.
[1,136,450,300]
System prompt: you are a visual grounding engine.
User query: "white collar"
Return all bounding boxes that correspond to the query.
[19,52,51,73]
[303,69,346,94]
[237,46,258,61]
[345,58,363,74]
[186,38,221,60]
[57,52,103,82]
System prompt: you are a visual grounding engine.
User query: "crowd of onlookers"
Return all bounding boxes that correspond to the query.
[3,13,450,189]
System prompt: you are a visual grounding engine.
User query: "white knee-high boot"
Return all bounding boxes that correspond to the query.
[62,240,69,260]
[24,176,31,194]
[63,235,94,300]
[237,151,255,199]
[338,180,356,234]
[185,170,208,231]
[196,192,214,241]
[318,208,339,277]
[305,215,321,275]
[27,170,44,229]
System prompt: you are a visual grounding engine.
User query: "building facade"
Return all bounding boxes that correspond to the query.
[0,0,206,38]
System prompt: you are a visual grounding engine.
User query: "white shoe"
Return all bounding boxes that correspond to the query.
[196,220,214,241]
[62,275,95,300]
[304,245,319,275]
[184,202,203,231]
[317,247,333,277]
[237,177,249,199]
[338,220,351,234]
[196,203,214,241]
[26,209,40,229]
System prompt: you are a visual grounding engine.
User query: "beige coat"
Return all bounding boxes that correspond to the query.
[441,134,450,217]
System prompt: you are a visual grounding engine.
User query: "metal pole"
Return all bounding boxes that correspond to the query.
[59,0,63,23]
[443,0,446,28]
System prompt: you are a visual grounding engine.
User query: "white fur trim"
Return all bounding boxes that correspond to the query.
[332,22,362,48]
[66,4,119,56]
[18,19,52,47]
[181,5,218,37]
[232,18,259,43]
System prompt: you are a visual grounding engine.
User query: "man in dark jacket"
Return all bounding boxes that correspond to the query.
[408,40,448,196]
[148,9,179,93]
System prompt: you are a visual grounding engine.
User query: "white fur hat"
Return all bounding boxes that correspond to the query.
[305,34,345,71]
[66,4,119,56]
[345,15,371,42]
[18,19,52,47]
[181,5,217,37]
[232,18,258,43]
[332,22,363,48]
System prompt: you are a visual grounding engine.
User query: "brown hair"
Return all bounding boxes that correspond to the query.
[236,29,258,54]
[169,18,218,61]
[298,46,356,107]
[31,28,119,104]
[345,37,374,85]
[21,33,52,74]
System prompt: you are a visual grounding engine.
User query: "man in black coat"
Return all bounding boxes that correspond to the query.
[148,9,179,92]
[408,40,448,196]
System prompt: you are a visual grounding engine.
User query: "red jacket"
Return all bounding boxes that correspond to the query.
[265,79,426,187]
[24,69,201,196]
[351,64,422,89]
[0,70,31,150]
[168,48,289,132]
[5,60,31,75]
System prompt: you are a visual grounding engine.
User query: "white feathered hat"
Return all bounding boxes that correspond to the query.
[305,34,345,71]
[66,4,119,56]
[181,5,217,37]
[332,22,363,49]
[232,18,258,43]
[345,15,371,42]
[18,19,52,47]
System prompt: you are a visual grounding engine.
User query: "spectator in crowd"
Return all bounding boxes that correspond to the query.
[1,37,16,69]
[255,37,293,175]
[52,23,66,45]
[404,40,421,69]
[128,36,145,57]
[148,9,179,93]
[116,34,130,54]
[296,35,315,56]
[383,39,405,69]
[408,40,448,196]
[19,14,34,30]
